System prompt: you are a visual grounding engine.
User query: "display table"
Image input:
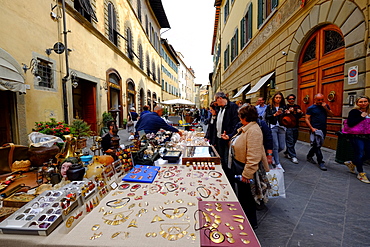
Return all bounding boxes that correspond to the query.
[0,158,260,247]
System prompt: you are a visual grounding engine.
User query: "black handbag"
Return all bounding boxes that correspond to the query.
[231,158,245,176]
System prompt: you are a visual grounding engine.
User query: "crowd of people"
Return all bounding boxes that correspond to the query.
[101,92,369,229]
[204,91,370,229]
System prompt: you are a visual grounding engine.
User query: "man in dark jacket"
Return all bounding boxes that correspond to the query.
[214,92,240,182]
[136,106,181,135]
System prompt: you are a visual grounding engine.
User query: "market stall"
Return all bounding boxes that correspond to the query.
[0,131,261,247]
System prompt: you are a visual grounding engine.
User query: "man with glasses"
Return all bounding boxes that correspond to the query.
[256,97,267,121]
[283,94,303,164]
[214,92,240,183]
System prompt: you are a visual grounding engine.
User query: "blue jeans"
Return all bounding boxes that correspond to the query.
[350,137,370,173]
[285,127,299,158]
[271,126,286,165]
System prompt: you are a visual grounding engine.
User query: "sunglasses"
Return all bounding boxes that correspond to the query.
[288,98,295,100]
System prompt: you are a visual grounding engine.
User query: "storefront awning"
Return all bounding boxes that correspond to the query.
[246,72,275,95]
[233,83,250,98]
[0,57,26,93]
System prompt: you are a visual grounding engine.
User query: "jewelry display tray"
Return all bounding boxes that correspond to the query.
[182,146,221,165]
[0,181,86,236]
[198,201,260,247]
[122,165,160,183]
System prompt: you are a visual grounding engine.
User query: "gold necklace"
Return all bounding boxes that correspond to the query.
[162,207,188,219]
[159,223,190,241]
[101,210,133,226]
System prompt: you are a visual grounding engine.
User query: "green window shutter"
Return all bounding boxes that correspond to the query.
[258,0,263,27]
[248,3,253,39]
[236,29,239,55]
[240,18,245,47]
[272,0,278,9]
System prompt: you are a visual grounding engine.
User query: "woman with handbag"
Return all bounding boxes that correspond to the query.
[228,104,270,229]
[265,92,289,171]
[343,96,370,183]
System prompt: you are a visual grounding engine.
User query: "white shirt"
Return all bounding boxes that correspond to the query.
[216,107,226,138]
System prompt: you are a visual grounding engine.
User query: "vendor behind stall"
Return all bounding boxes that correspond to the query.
[136,105,182,135]
[101,121,115,154]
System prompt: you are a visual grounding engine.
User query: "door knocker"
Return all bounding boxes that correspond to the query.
[328,91,336,102]
[303,95,310,104]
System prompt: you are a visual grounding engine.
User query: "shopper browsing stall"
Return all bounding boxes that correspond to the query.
[228,104,270,229]
[136,105,182,135]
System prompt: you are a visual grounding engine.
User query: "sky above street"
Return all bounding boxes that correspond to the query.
[161,0,215,85]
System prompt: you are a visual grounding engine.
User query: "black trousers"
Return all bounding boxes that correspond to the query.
[234,179,257,228]
[216,137,233,184]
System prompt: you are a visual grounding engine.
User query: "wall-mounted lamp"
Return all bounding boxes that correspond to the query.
[282,51,288,56]
[70,71,78,88]
[22,58,38,74]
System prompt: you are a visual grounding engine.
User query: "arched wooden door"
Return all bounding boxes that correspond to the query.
[298,24,345,136]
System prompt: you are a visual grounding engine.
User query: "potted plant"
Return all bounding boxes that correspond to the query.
[123,118,127,129]
[70,119,93,149]
[100,112,114,135]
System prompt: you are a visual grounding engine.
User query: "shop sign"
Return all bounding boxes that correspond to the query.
[109,82,120,90]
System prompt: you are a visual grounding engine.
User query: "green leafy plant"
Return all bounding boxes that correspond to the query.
[70,119,93,139]
[32,118,71,139]
[123,118,128,125]
[102,112,114,127]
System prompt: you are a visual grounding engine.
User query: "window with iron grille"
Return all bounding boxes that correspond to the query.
[37,59,53,88]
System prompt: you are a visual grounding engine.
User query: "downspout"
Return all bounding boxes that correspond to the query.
[61,0,69,123]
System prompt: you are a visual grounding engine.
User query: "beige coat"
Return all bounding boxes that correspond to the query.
[231,122,269,179]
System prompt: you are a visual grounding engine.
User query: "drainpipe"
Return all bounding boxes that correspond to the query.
[61,0,69,123]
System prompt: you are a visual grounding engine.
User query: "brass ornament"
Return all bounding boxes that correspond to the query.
[209,229,225,244]
[127,219,138,228]
[241,238,251,244]
[65,216,74,228]
[159,223,190,241]
[91,224,100,231]
[90,232,102,240]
